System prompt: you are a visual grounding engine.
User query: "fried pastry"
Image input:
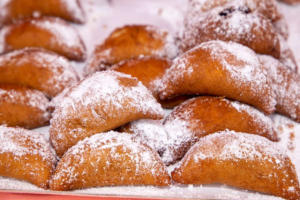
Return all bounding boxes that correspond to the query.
[172,131,300,200]
[50,71,164,157]
[84,25,178,75]
[0,84,50,129]
[159,40,276,114]
[120,119,169,157]
[0,17,86,61]
[112,57,189,108]
[0,126,56,189]
[180,3,281,57]
[259,55,300,122]
[0,48,79,98]
[50,131,171,190]
[279,0,300,4]
[162,96,278,165]
[0,0,85,25]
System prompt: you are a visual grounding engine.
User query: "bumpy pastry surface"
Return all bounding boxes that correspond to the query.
[50,71,164,157]
[50,131,171,191]
[180,4,281,57]
[159,40,276,114]
[172,131,300,200]
[0,84,50,129]
[0,17,86,61]
[259,55,300,122]
[163,96,278,165]
[0,0,85,25]
[0,126,56,189]
[84,25,178,75]
[0,48,79,98]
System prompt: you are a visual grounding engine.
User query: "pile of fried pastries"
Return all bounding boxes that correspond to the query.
[0,0,299,199]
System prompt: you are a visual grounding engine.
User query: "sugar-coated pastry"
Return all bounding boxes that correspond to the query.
[172,131,300,200]
[180,4,281,57]
[84,25,178,76]
[259,55,300,122]
[0,17,86,61]
[0,48,79,98]
[159,40,276,114]
[279,0,300,4]
[162,97,278,165]
[279,37,299,72]
[0,0,85,25]
[50,131,171,190]
[50,71,164,157]
[0,126,56,189]
[112,57,189,108]
[120,119,169,157]
[0,84,50,129]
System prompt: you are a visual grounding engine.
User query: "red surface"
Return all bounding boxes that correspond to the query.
[0,190,175,200]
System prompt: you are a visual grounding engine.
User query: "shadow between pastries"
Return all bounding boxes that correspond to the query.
[50,71,164,157]
[50,131,170,191]
[172,131,300,200]
[0,126,56,189]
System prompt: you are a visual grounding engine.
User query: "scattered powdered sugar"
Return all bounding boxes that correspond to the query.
[60,0,86,23]
[52,131,168,185]
[188,130,286,165]
[0,86,49,113]
[0,48,79,97]
[0,126,56,166]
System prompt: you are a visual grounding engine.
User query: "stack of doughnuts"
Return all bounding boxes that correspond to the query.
[0,0,299,199]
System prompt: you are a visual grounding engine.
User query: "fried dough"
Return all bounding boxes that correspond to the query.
[0,17,86,61]
[163,96,278,165]
[180,4,281,57]
[84,25,178,75]
[259,55,300,122]
[0,126,56,189]
[112,57,189,108]
[0,84,50,129]
[172,131,300,200]
[159,40,276,114]
[50,131,170,190]
[0,0,85,25]
[0,48,79,98]
[50,71,164,157]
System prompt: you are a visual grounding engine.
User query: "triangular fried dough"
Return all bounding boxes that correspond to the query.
[0,0,85,25]
[0,126,56,189]
[50,71,164,157]
[172,131,300,200]
[84,25,178,75]
[0,84,50,129]
[0,17,86,61]
[50,131,171,190]
[0,48,79,98]
[159,40,276,114]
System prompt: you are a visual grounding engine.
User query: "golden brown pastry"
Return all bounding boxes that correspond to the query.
[159,40,276,114]
[50,131,171,191]
[112,57,189,108]
[0,17,86,61]
[50,71,164,157]
[259,55,300,122]
[180,3,281,57]
[279,0,300,4]
[163,97,278,165]
[0,84,50,129]
[0,126,56,189]
[172,131,300,200]
[0,48,79,98]
[84,25,178,76]
[0,0,85,25]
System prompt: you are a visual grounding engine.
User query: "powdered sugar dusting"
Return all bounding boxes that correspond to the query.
[51,131,168,186]
[0,126,56,167]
